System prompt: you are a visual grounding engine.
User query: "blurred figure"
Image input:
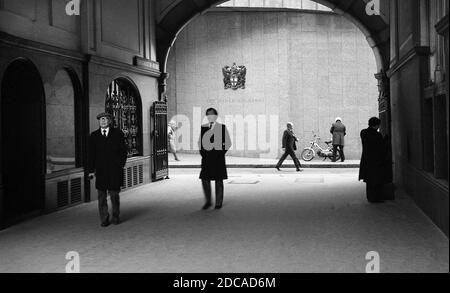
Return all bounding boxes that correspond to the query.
[359,117,391,203]
[330,117,346,162]
[276,122,303,172]
[168,121,180,161]
[199,108,232,210]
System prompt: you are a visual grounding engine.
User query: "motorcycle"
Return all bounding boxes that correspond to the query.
[301,133,340,162]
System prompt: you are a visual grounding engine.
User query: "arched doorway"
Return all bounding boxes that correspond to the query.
[1,58,45,222]
[155,0,393,163]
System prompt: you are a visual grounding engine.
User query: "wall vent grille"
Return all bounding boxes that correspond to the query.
[122,162,145,190]
[70,178,82,204]
[57,181,69,208]
[127,167,132,188]
[138,164,144,184]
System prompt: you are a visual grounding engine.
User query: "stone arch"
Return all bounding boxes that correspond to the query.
[156,0,390,74]
[45,66,84,173]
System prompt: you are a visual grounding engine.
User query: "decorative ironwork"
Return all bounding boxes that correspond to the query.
[105,79,142,157]
[223,63,247,90]
[152,101,169,181]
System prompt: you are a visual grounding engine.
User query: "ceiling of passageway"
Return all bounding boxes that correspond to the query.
[156,0,390,69]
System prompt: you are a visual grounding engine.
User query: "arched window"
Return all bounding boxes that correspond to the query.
[105,78,143,158]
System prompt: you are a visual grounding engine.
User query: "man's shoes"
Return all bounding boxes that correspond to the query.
[202,202,212,210]
[101,220,110,227]
[368,200,385,204]
[276,167,281,171]
[215,205,223,210]
[296,168,303,172]
[112,217,121,225]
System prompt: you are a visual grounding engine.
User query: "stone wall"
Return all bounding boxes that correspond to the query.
[167,10,379,159]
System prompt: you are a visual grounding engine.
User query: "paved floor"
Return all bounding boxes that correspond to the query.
[169,153,360,168]
[0,169,448,273]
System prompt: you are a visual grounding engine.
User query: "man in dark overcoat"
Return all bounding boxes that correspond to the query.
[89,113,128,226]
[276,122,302,172]
[330,117,347,162]
[359,117,390,203]
[199,108,232,210]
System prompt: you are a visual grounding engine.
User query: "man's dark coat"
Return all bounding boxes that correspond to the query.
[199,123,232,181]
[89,128,128,191]
[359,127,390,186]
[282,130,298,151]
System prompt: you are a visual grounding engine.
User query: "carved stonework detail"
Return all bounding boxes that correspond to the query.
[223,63,247,90]
[375,70,390,113]
[159,72,169,102]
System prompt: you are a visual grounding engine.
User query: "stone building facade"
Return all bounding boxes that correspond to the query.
[389,0,449,235]
[0,0,161,226]
[0,0,448,237]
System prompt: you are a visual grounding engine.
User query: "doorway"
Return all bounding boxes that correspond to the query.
[1,58,45,222]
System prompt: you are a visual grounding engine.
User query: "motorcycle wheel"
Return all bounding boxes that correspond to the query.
[301,149,315,162]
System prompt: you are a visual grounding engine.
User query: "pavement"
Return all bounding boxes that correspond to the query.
[0,168,448,273]
[169,153,360,168]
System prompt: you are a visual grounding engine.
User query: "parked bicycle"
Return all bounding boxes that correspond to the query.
[301,132,340,162]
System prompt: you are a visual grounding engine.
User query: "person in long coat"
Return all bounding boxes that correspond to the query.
[276,122,302,172]
[330,117,347,162]
[88,113,128,226]
[198,108,232,210]
[359,117,390,203]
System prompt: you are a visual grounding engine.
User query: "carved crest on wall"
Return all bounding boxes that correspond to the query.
[223,63,247,90]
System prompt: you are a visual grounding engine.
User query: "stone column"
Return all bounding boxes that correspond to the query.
[375,70,394,197]
[375,70,391,137]
[436,14,449,181]
[0,173,3,228]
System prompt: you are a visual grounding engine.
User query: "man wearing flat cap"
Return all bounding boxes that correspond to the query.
[88,112,128,227]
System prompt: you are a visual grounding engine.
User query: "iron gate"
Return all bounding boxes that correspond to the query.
[151,101,169,181]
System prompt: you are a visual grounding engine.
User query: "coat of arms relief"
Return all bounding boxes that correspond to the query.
[222,63,247,90]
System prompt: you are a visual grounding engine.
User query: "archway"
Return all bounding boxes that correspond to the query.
[166,7,381,161]
[156,0,391,139]
[46,68,83,174]
[1,58,46,222]
[156,0,390,73]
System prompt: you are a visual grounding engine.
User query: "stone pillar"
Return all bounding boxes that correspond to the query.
[375,70,394,198]
[436,14,449,182]
[0,173,3,228]
[159,72,169,102]
[375,70,391,137]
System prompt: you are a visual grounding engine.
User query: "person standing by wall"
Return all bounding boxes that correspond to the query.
[330,117,346,162]
[168,121,180,161]
[199,108,232,210]
[276,123,303,172]
[359,117,392,203]
[88,113,128,227]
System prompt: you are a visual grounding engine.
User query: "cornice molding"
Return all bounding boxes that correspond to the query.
[387,46,430,78]
[88,55,161,78]
[436,14,449,36]
[0,31,84,61]
[0,32,162,78]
